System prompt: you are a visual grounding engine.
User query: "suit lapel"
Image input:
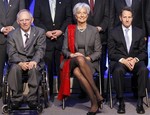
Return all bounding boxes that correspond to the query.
[0,0,7,15]
[55,0,62,23]
[119,26,128,53]
[85,25,92,52]
[25,27,36,49]
[129,27,135,54]
[16,29,24,51]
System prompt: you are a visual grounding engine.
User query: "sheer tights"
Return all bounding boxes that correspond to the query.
[73,56,103,112]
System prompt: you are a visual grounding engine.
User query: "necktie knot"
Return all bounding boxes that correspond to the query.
[4,0,9,11]
[125,0,132,7]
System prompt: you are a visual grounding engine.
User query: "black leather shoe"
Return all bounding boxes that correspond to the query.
[11,101,20,109]
[28,100,38,109]
[87,111,97,115]
[117,104,125,114]
[136,105,145,114]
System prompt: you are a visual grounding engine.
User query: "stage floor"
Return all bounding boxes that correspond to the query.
[0,93,150,115]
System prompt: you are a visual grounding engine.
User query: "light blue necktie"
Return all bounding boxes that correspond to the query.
[50,0,56,22]
[125,0,132,7]
[125,29,131,53]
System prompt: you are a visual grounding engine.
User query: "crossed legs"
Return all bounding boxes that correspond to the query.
[72,56,103,112]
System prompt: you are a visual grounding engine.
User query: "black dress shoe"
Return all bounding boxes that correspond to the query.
[11,101,20,109]
[28,100,38,109]
[87,111,97,115]
[136,105,145,114]
[117,104,125,114]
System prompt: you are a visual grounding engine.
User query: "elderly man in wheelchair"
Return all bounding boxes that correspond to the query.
[6,9,46,110]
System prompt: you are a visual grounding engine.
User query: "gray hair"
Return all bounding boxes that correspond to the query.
[73,3,90,15]
[17,9,33,20]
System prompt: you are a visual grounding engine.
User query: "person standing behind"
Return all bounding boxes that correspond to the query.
[33,0,72,96]
[0,0,25,97]
[145,0,150,37]
[109,0,146,35]
[71,0,109,97]
[108,7,148,114]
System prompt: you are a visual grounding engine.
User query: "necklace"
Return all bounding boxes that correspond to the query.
[77,26,86,32]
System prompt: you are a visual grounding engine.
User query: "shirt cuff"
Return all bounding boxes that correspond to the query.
[1,27,4,32]
[134,57,139,62]
[119,58,124,62]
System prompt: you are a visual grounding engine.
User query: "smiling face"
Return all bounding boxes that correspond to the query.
[75,7,88,24]
[119,10,133,28]
[17,11,33,32]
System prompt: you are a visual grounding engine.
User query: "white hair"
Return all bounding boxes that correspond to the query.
[73,3,90,15]
[17,9,33,20]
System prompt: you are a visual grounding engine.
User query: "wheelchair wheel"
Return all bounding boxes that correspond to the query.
[37,104,43,114]
[2,77,8,104]
[2,105,9,114]
[43,82,49,108]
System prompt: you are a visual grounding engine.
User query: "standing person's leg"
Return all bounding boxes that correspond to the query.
[44,50,54,96]
[100,44,107,97]
[54,49,61,91]
[0,43,7,97]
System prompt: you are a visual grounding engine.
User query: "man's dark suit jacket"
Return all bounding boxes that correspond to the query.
[108,25,147,69]
[33,0,72,51]
[72,0,109,44]
[0,0,25,44]
[109,0,146,36]
[145,0,150,36]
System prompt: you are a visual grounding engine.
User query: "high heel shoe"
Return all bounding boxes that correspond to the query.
[87,111,97,115]
[97,99,104,109]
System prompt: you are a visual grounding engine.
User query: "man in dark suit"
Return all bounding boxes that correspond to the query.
[7,9,46,109]
[0,0,25,97]
[108,7,149,114]
[33,0,72,96]
[109,0,147,97]
[110,0,146,35]
[72,0,109,97]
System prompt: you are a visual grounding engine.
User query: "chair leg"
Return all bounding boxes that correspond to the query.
[145,88,149,107]
[62,98,65,110]
[108,69,113,109]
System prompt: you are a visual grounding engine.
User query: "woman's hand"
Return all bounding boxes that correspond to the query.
[70,52,84,58]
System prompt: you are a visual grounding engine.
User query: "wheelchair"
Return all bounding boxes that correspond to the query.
[1,66,50,114]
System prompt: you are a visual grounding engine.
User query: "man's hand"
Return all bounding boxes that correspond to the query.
[51,30,63,40]
[18,62,29,71]
[28,61,37,70]
[70,52,84,58]
[120,58,132,71]
[2,26,14,35]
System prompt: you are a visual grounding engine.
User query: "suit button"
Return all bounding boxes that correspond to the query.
[53,23,55,26]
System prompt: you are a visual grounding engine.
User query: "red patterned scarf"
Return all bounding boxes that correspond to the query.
[57,25,76,100]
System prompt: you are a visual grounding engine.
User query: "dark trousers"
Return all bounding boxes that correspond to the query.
[112,61,149,98]
[8,64,41,102]
[100,44,107,95]
[44,49,61,95]
[0,43,7,87]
